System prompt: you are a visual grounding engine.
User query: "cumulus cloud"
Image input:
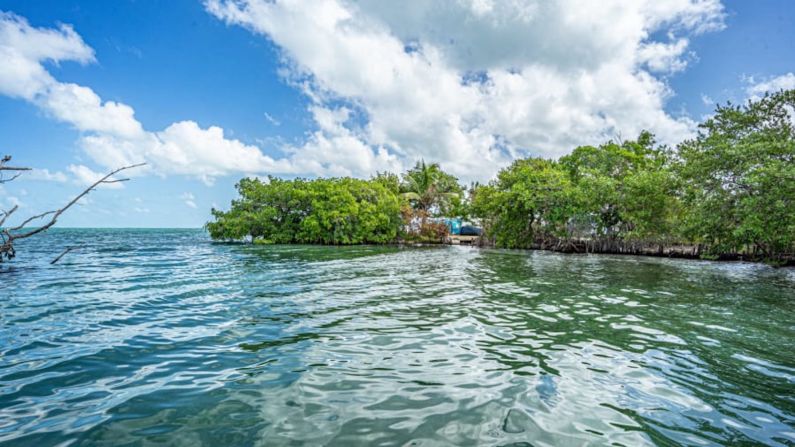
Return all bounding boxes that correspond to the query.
[0,12,313,183]
[746,73,795,100]
[206,0,726,180]
[0,11,93,100]
[67,164,124,189]
[27,168,68,182]
[2,2,728,182]
[638,39,691,73]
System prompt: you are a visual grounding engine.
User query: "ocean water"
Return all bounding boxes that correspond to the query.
[0,228,793,446]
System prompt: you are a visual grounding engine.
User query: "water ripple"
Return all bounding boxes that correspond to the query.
[0,229,793,446]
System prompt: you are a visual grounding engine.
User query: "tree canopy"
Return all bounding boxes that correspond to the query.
[399,160,463,217]
[677,89,795,258]
[208,90,794,263]
[469,90,794,262]
[206,176,402,245]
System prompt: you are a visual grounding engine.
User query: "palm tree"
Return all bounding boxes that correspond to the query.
[400,160,461,215]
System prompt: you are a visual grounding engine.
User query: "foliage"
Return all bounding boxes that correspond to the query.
[472,133,677,249]
[471,158,577,248]
[400,160,463,216]
[207,176,402,245]
[560,131,678,242]
[676,89,795,258]
[210,90,794,263]
[470,91,795,262]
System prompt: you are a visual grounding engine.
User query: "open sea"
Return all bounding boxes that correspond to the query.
[1,228,793,446]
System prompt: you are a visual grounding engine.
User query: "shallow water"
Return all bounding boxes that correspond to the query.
[1,228,793,446]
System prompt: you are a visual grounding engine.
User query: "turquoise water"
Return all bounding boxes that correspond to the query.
[1,228,794,446]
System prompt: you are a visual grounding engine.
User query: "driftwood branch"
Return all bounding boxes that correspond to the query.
[1,160,146,262]
[10,162,146,240]
[51,246,77,264]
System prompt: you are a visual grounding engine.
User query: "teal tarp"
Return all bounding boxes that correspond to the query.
[444,218,462,235]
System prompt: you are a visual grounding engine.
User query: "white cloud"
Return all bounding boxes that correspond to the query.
[2,3,728,183]
[26,168,68,182]
[638,39,691,73]
[207,0,726,180]
[0,12,314,183]
[180,192,198,209]
[44,82,144,138]
[746,73,795,100]
[276,106,403,176]
[67,164,124,189]
[0,11,93,100]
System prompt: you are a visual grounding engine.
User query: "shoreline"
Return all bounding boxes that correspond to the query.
[212,238,795,267]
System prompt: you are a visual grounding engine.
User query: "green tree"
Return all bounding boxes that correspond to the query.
[560,131,675,242]
[471,158,578,248]
[400,160,462,216]
[208,92,794,264]
[473,132,679,251]
[677,89,795,260]
[207,176,402,245]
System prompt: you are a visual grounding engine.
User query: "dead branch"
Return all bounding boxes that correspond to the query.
[51,246,77,264]
[9,162,146,240]
[9,210,56,231]
[0,160,146,262]
[0,155,31,184]
[0,205,19,227]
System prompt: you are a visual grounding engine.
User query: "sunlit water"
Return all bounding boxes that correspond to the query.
[1,229,793,446]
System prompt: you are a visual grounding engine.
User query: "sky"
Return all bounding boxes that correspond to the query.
[0,0,793,228]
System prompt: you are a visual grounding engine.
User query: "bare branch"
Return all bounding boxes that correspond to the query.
[51,246,77,265]
[10,162,146,240]
[1,157,145,263]
[0,205,19,227]
[0,155,31,184]
[0,156,31,172]
[9,210,56,231]
[0,166,31,171]
[0,172,23,184]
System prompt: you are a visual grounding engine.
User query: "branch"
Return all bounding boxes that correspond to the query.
[0,205,19,227]
[0,172,24,184]
[0,155,31,183]
[10,162,146,240]
[9,210,56,231]
[51,246,77,264]
[0,166,31,171]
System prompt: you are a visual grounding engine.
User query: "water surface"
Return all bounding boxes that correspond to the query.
[1,229,794,446]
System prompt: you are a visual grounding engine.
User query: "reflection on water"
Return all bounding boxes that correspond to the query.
[1,229,794,446]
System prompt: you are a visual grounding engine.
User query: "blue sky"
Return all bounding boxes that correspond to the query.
[0,0,793,227]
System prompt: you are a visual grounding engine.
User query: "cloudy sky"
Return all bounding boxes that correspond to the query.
[0,0,793,227]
